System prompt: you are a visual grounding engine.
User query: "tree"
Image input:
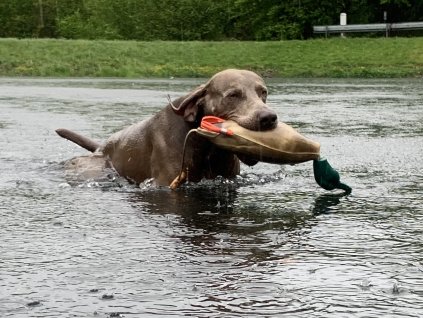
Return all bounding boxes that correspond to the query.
[0,0,421,40]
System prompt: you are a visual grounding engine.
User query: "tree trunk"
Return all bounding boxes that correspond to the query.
[39,0,44,28]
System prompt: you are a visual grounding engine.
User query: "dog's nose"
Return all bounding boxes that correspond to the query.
[258,110,278,130]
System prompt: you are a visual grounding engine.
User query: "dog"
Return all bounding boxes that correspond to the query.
[56,69,278,186]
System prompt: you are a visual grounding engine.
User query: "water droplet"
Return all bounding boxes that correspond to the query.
[27,300,41,307]
[392,282,400,294]
[360,278,372,290]
[102,294,114,300]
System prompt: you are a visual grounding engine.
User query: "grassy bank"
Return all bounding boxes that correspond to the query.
[0,38,422,78]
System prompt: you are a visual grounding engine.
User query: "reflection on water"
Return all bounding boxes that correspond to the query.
[312,193,344,215]
[0,77,422,317]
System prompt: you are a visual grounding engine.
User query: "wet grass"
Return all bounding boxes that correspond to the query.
[0,37,422,78]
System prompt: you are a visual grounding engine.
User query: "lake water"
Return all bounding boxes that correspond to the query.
[0,77,422,317]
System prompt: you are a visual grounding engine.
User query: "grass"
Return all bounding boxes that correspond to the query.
[0,37,422,78]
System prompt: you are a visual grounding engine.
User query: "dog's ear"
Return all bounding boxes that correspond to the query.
[170,84,206,122]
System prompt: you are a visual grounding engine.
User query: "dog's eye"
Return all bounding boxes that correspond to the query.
[261,90,268,101]
[226,90,242,99]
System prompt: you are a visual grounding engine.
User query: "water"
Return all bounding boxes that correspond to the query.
[0,77,422,317]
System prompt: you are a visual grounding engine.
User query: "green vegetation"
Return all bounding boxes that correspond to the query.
[0,38,421,78]
[1,0,422,41]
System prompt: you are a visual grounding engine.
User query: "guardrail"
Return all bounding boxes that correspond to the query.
[313,21,423,37]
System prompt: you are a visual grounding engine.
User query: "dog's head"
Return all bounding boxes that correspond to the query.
[171,69,277,131]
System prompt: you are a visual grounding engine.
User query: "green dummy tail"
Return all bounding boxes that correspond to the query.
[313,158,352,194]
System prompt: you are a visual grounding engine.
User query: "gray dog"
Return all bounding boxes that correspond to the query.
[56,69,278,186]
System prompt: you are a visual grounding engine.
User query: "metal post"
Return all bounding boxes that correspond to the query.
[384,11,388,37]
[340,13,347,37]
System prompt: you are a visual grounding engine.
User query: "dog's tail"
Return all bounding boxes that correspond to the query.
[56,128,100,153]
